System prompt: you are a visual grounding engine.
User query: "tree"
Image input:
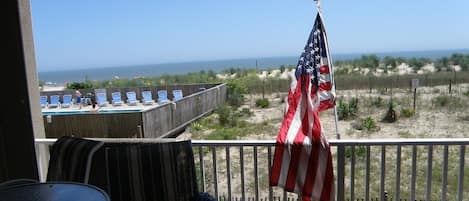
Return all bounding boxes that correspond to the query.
[383,56,397,68]
[279,65,286,73]
[66,82,93,90]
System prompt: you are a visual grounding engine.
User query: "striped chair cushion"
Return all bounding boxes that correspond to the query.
[89,140,199,201]
[47,136,104,183]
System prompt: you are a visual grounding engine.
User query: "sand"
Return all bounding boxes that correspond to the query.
[180,83,469,141]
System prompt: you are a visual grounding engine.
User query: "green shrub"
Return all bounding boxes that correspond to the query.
[216,105,233,126]
[401,108,415,117]
[337,98,359,120]
[349,97,359,113]
[432,95,450,107]
[240,107,252,117]
[66,82,93,89]
[190,121,203,132]
[255,98,270,108]
[226,81,248,108]
[352,117,379,131]
[206,128,240,140]
[382,100,397,123]
[371,97,385,107]
[362,117,378,130]
[337,100,350,120]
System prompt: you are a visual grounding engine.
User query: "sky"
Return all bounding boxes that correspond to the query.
[31,0,469,72]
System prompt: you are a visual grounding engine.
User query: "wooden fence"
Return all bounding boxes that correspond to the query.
[42,83,226,138]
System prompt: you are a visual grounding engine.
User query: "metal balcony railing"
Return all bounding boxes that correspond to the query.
[35,138,469,201]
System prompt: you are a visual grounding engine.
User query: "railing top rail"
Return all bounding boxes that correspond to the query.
[35,138,469,146]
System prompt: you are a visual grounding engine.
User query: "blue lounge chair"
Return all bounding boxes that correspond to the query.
[61,94,72,108]
[96,92,109,107]
[111,92,124,106]
[172,89,183,101]
[157,90,170,103]
[141,91,155,105]
[40,96,48,108]
[48,95,60,108]
[126,91,139,106]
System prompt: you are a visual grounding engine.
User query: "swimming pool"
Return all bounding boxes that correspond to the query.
[42,109,143,116]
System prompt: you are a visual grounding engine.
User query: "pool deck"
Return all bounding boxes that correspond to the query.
[41,102,164,114]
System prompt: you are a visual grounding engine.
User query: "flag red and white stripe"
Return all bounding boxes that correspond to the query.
[270,13,335,201]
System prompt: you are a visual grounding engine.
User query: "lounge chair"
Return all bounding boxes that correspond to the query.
[172,89,183,101]
[141,91,155,105]
[40,95,48,108]
[157,90,170,103]
[111,92,124,106]
[61,94,72,108]
[96,92,109,107]
[48,95,60,108]
[125,91,139,106]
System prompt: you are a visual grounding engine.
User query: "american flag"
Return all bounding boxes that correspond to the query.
[270,13,336,201]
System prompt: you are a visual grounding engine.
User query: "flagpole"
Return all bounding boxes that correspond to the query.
[315,0,341,140]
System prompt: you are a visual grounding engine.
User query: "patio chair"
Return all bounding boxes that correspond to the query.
[126,91,139,106]
[141,91,155,105]
[61,94,73,108]
[48,95,60,108]
[88,139,204,201]
[157,90,170,103]
[111,92,124,106]
[40,95,48,108]
[47,136,104,184]
[172,89,183,101]
[96,92,109,107]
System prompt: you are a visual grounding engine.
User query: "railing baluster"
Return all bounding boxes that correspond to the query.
[457,145,465,201]
[240,146,245,201]
[199,146,206,192]
[365,145,370,201]
[350,146,355,201]
[380,145,386,201]
[226,146,232,201]
[212,146,219,200]
[442,145,448,201]
[254,146,259,201]
[268,146,273,201]
[337,145,345,201]
[395,145,401,201]
[410,145,416,201]
[34,138,469,201]
[425,145,433,201]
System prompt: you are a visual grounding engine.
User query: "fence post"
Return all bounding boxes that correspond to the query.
[449,79,452,94]
[369,77,372,93]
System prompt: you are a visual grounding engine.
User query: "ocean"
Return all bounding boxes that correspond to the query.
[38,49,469,84]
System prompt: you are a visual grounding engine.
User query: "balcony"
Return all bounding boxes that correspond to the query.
[35,138,469,201]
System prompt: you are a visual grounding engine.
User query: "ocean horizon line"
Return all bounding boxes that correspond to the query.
[38,48,469,84]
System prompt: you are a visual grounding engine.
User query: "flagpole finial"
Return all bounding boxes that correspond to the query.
[314,0,321,13]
